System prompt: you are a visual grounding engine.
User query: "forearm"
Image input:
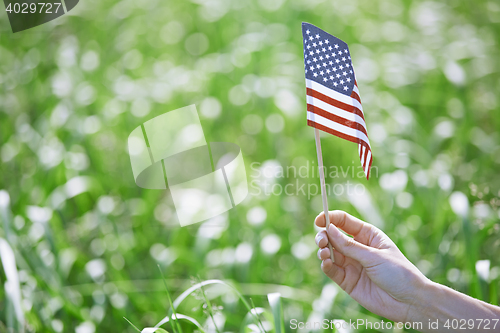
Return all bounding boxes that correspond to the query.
[408,280,500,332]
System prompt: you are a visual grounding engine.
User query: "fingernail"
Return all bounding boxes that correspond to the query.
[315,233,322,245]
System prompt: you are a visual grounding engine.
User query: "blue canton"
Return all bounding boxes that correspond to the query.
[302,22,356,96]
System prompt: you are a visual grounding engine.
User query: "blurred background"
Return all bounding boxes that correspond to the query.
[0,0,499,331]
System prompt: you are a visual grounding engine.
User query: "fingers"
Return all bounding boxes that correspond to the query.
[325,221,375,267]
[315,210,373,237]
[317,248,346,265]
[321,259,345,286]
[315,230,329,248]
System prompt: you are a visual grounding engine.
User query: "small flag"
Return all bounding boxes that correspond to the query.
[302,22,373,179]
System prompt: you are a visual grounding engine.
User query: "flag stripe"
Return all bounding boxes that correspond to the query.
[306,89,365,121]
[306,94,367,132]
[306,103,368,137]
[307,119,362,145]
[351,89,361,104]
[306,79,364,112]
[366,151,373,178]
[307,112,371,148]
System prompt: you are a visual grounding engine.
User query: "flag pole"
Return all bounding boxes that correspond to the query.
[314,128,335,263]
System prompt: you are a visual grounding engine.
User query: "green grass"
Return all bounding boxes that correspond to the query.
[0,0,499,332]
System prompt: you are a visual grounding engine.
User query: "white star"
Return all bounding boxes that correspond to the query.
[315,34,320,39]
[316,64,321,69]
[306,60,311,64]
[313,72,318,77]
[332,66,337,71]
[309,51,314,56]
[306,44,311,49]
[306,29,310,35]
[318,41,323,46]
[334,44,339,49]
[312,42,317,47]
[328,46,333,51]
[349,70,353,74]
[335,59,340,64]
[343,86,348,91]
[333,81,338,87]
[345,63,350,68]
[329,61,333,66]
[323,77,328,82]
[325,40,329,44]
[316,49,320,54]
[343,71,347,76]
[310,66,314,71]
[313,57,318,62]
[329,75,334,80]
[342,57,346,61]
[339,65,344,70]
[322,48,326,53]
[322,62,327,67]
[320,70,324,76]
[336,74,341,78]
[338,51,342,55]
[348,56,351,60]
[325,54,330,59]
[319,56,324,61]
[309,36,314,41]
[326,69,331,74]
[340,79,345,84]
[346,77,351,82]
[344,49,348,54]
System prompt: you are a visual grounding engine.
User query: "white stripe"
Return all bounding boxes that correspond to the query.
[361,146,366,168]
[364,150,372,177]
[306,79,363,112]
[307,111,371,148]
[353,84,360,97]
[306,96,367,133]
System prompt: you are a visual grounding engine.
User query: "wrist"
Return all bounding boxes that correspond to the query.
[406,277,442,324]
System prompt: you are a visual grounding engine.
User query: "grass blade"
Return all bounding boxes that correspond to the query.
[156,313,206,332]
[155,279,263,332]
[198,276,221,333]
[250,298,266,333]
[267,293,285,333]
[142,328,169,333]
[158,265,182,333]
[124,317,141,332]
[0,237,24,333]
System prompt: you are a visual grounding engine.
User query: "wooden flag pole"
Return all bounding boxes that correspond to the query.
[314,128,335,263]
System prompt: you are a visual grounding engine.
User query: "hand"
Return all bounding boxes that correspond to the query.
[315,210,430,323]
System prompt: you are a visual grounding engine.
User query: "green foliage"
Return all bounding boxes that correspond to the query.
[0,0,499,332]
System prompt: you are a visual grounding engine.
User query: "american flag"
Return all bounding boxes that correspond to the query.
[302,22,373,180]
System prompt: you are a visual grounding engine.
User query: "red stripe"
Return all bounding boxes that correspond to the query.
[363,145,368,170]
[361,146,368,172]
[307,104,368,137]
[351,89,361,104]
[366,154,373,180]
[307,120,371,149]
[358,140,373,180]
[307,88,365,121]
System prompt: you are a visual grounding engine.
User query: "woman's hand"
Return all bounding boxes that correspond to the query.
[314,210,429,323]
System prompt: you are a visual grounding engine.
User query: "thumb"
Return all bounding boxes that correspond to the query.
[326,224,376,266]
